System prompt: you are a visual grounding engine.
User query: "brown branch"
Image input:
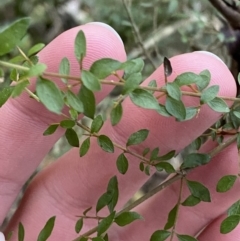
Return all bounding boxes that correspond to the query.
[208,0,240,29]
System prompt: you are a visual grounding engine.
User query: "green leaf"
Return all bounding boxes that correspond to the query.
[74,30,86,62]
[36,77,64,114]
[107,176,118,213]
[18,222,25,241]
[238,73,240,86]
[165,96,186,120]
[182,195,201,207]
[207,97,230,113]
[127,129,149,146]
[0,86,14,107]
[187,180,211,202]
[110,102,123,126]
[178,107,197,121]
[59,57,70,83]
[228,200,240,216]
[27,63,46,77]
[164,204,177,230]
[43,124,59,136]
[28,43,45,56]
[80,137,91,157]
[176,234,198,241]
[11,80,29,98]
[65,128,79,147]
[166,82,181,100]
[143,147,150,156]
[37,216,56,241]
[92,237,105,241]
[120,58,144,78]
[129,89,160,110]
[233,111,240,119]
[0,17,31,56]
[75,218,83,234]
[157,104,171,117]
[182,153,211,169]
[79,238,88,241]
[66,90,84,113]
[200,85,219,104]
[97,135,114,153]
[150,230,171,241]
[90,58,121,79]
[139,162,144,171]
[220,215,240,234]
[103,233,109,241]
[81,70,101,91]
[147,79,157,94]
[96,192,112,213]
[150,147,159,161]
[60,119,75,129]
[197,69,211,91]
[174,72,202,87]
[155,162,175,174]
[114,211,143,227]
[216,175,237,193]
[78,85,95,119]
[69,109,78,121]
[91,115,104,133]
[116,153,128,174]
[156,150,176,161]
[97,211,116,236]
[122,73,143,95]
[145,165,151,175]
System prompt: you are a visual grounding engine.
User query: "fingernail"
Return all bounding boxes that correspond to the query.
[0,232,5,241]
[86,22,123,44]
[194,51,225,64]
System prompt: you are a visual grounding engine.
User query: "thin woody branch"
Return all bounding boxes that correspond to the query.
[208,0,240,28]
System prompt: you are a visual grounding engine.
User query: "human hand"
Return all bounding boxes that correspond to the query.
[0,22,239,241]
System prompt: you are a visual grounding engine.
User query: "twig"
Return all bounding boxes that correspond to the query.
[72,132,238,241]
[208,0,240,28]
[122,0,157,69]
[170,177,184,241]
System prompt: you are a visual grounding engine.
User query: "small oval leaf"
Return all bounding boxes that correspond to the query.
[75,218,83,234]
[97,135,114,153]
[114,211,143,227]
[37,216,56,241]
[65,128,79,147]
[116,153,129,174]
[216,175,237,193]
[150,230,171,241]
[127,129,149,146]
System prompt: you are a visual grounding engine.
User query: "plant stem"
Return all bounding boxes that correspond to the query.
[122,0,157,69]
[0,60,29,71]
[76,122,151,165]
[1,59,238,103]
[169,177,184,241]
[71,173,183,241]
[71,133,238,241]
[24,88,40,102]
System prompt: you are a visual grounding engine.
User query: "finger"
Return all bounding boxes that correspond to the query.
[198,214,240,241]
[113,142,239,241]
[0,22,126,224]
[5,52,237,240]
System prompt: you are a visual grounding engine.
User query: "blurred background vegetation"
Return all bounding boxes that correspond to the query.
[0,0,234,77]
[0,0,239,229]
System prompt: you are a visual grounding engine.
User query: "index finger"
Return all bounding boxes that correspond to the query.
[0,22,126,224]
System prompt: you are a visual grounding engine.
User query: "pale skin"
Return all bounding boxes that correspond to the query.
[0,22,239,241]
